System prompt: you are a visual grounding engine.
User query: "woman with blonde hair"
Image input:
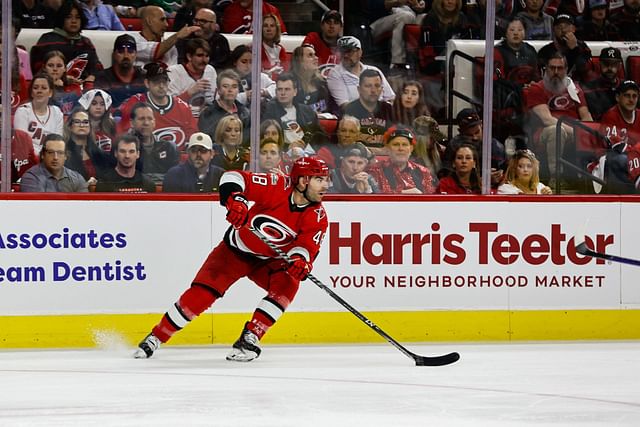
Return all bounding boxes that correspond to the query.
[211,114,249,171]
[498,150,553,195]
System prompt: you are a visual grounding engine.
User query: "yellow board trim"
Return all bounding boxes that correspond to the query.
[1,310,640,349]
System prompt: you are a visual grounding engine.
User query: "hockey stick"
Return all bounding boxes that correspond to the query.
[249,227,460,367]
[575,238,640,267]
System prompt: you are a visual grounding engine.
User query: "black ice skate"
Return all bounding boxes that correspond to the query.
[226,325,261,362]
[133,333,161,359]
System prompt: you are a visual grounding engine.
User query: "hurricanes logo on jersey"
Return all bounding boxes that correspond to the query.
[314,208,326,222]
[251,214,297,247]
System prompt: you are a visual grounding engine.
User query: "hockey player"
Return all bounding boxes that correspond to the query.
[134,157,330,361]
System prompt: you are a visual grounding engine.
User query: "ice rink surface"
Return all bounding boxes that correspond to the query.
[1,340,639,426]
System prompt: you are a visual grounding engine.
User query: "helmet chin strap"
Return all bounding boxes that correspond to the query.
[294,178,311,204]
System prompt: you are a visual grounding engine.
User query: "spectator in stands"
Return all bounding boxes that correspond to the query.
[369,0,427,73]
[466,0,509,39]
[13,74,64,155]
[198,69,251,145]
[611,0,640,41]
[168,38,217,118]
[577,0,621,41]
[316,115,367,169]
[600,80,640,146]
[257,138,284,174]
[230,44,276,107]
[221,0,287,34]
[495,17,540,85]
[30,0,103,84]
[392,80,430,126]
[210,114,249,171]
[290,45,331,114]
[132,5,200,67]
[3,17,32,84]
[584,48,625,121]
[79,0,125,30]
[93,34,147,109]
[515,0,553,40]
[412,115,444,185]
[118,62,198,151]
[128,102,180,183]
[343,69,394,154]
[326,36,395,109]
[261,13,289,80]
[444,108,507,184]
[525,52,593,186]
[436,143,482,194]
[302,10,343,69]
[497,149,553,194]
[329,141,379,194]
[259,119,285,148]
[537,14,593,83]
[95,134,156,192]
[368,125,435,194]
[42,50,81,115]
[263,73,321,154]
[177,7,231,71]
[14,0,48,29]
[20,133,88,192]
[420,0,480,114]
[173,0,214,30]
[163,132,224,192]
[78,89,116,152]
[4,129,39,184]
[0,20,29,115]
[63,107,114,185]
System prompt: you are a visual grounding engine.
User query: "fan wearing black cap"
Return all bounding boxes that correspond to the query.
[328,142,379,194]
[611,0,640,42]
[368,125,435,194]
[302,10,344,67]
[583,47,625,120]
[576,0,621,41]
[537,14,593,83]
[94,34,147,109]
[600,80,640,147]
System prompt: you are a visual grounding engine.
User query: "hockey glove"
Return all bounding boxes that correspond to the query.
[287,256,312,281]
[225,192,249,228]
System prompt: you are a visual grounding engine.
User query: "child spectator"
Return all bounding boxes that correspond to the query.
[41,50,81,115]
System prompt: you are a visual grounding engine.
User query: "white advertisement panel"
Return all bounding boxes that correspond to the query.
[0,199,635,315]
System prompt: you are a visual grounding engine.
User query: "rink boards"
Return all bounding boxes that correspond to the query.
[1,194,639,348]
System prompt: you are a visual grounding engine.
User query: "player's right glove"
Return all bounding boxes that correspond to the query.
[225,192,249,228]
[287,255,312,281]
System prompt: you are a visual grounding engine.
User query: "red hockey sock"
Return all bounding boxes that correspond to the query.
[246,293,290,339]
[152,284,220,342]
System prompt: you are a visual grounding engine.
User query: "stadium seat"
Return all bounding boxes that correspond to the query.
[319,118,337,136]
[119,18,142,31]
[626,55,640,83]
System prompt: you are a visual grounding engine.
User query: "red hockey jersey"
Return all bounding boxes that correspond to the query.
[117,92,197,150]
[221,170,328,263]
[600,106,640,146]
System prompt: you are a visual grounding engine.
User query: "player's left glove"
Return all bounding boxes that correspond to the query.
[287,255,312,281]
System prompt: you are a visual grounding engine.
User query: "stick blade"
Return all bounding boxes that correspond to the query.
[414,351,460,367]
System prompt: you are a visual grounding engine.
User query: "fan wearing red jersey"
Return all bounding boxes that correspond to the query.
[134,157,330,361]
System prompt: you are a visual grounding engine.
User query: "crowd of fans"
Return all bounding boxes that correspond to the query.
[3,0,640,194]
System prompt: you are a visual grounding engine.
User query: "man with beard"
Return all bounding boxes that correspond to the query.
[584,47,625,121]
[537,14,593,83]
[94,34,146,109]
[162,132,224,192]
[525,52,593,186]
[176,7,231,71]
[117,62,198,151]
[95,134,156,193]
[302,10,343,67]
[326,36,395,109]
